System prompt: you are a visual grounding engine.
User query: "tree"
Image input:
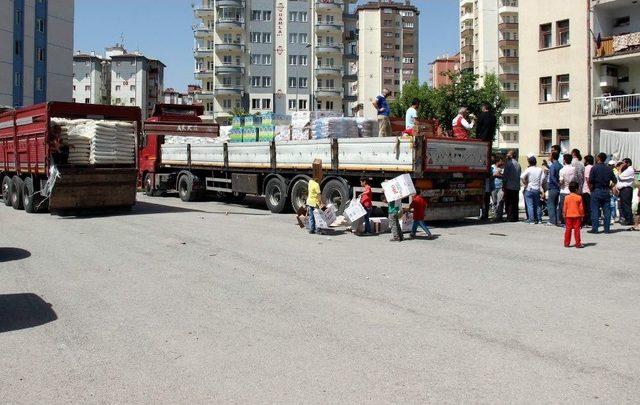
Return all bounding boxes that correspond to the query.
[229,106,247,117]
[389,71,507,135]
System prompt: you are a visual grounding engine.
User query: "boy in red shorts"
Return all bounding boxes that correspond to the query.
[563,181,584,248]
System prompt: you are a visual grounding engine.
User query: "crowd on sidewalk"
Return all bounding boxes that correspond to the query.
[484,146,640,245]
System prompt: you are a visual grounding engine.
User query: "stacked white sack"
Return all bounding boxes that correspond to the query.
[88,120,136,164]
[51,118,92,164]
[312,117,359,139]
[356,117,379,138]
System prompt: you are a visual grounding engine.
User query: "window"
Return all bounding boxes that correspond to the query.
[115,98,122,104]
[262,33,272,43]
[325,101,334,110]
[289,77,297,88]
[540,23,552,49]
[115,85,121,91]
[15,9,22,24]
[250,32,261,43]
[557,20,569,46]
[288,99,297,109]
[263,54,271,65]
[85,85,90,91]
[614,16,630,28]
[540,77,552,102]
[558,129,570,152]
[299,99,307,110]
[251,76,260,87]
[130,85,136,91]
[262,76,271,87]
[289,11,297,22]
[299,78,308,88]
[251,10,261,21]
[299,33,308,44]
[289,33,298,44]
[289,55,298,65]
[557,74,570,100]
[36,47,45,61]
[262,98,271,109]
[263,11,271,21]
[252,98,260,109]
[251,54,260,64]
[299,55,307,66]
[85,98,90,104]
[14,40,22,55]
[130,98,135,104]
[540,130,552,154]
[35,77,43,91]
[223,99,232,108]
[36,18,45,32]
[299,12,308,22]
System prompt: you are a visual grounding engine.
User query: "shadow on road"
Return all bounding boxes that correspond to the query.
[0,248,31,263]
[0,293,57,333]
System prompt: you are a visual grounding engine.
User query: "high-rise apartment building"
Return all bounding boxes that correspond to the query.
[1,0,74,107]
[430,53,460,89]
[72,52,110,105]
[518,1,589,160]
[72,44,165,118]
[459,0,519,150]
[356,1,420,119]
[193,0,418,123]
[194,0,355,123]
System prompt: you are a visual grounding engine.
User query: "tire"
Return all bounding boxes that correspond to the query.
[178,174,198,202]
[11,176,24,210]
[2,176,12,206]
[143,173,159,197]
[289,177,309,213]
[321,178,351,215]
[22,177,37,213]
[264,177,289,213]
[229,191,246,203]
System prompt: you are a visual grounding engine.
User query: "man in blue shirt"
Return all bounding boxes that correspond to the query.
[372,88,391,137]
[546,151,563,226]
[588,152,618,233]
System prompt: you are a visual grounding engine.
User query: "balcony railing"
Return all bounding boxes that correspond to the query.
[594,93,640,116]
[594,34,640,59]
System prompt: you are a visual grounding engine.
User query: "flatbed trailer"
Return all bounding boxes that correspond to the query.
[140,105,490,220]
[0,102,141,214]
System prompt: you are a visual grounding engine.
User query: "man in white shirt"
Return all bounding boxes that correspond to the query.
[616,158,635,225]
[404,98,419,136]
[571,149,585,193]
[521,155,546,224]
[558,153,577,225]
[452,107,474,139]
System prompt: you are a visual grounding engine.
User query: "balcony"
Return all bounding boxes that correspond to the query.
[499,73,519,81]
[499,56,519,64]
[315,44,342,55]
[217,0,243,7]
[193,48,214,58]
[194,6,214,18]
[315,66,343,77]
[215,42,245,53]
[461,60,473,70]
[215,17,244,31]
[215,63,245,75]
[460,0,473,6]
[196,90,215,100]
[215,85,244,96]
[315,87,342,98]
[194,26,212,39]
[594,93,640,117]
[344,52,358,60]
[461,44,474,54]
[343,72,357,81]
[461,12,474,23]
[498,39,519,48]
[498,4,518,14]
[461,27,474,38]
[502,90,519,97]
[499,22,518,31]
[194,70,213,80]
[316,0,343,12]
[594,34,640,61]
[315,22,343,33]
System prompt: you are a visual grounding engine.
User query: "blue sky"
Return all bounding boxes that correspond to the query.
[74,0,459,90]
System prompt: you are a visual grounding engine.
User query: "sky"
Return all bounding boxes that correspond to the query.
[74,0,459,90]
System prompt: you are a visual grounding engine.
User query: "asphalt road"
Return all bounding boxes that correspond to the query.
[1,194,640,404]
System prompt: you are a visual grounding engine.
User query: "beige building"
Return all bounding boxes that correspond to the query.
[518,1,589,162]
[460,0,519,150]
[356,1,420,119]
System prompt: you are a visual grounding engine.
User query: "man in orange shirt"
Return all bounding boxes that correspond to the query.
[563,181,585,248]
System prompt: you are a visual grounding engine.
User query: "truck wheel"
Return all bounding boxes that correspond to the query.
[22,177,37,213]
[290,177,309,213]
[2,176,12,206]
[178,174,198,202]
[11,176,24,210]
[321,179,351,215]
[264,177,289,213]
[229,192,246,203]
[143,173,159,197]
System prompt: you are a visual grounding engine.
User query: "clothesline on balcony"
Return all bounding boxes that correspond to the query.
[613,32,640,52]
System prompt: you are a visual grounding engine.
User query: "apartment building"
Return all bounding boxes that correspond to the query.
[429,53,460,88]
[519,1,589,161]
[459,0,519,150]
[356,1,420,119]
[194,0,352,123]
[72,52,110,104]
[163,85,202,105]
[592,0,640,153]
[1,0,74,107]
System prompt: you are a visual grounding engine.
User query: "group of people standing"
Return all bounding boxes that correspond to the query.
[486,146,638,240]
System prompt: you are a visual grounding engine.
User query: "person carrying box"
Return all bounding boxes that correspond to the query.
[406,192,434,240]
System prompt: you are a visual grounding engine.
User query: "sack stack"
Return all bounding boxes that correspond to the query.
[51,118,91,165]
[312,117,359,139]
[89,121,136,165]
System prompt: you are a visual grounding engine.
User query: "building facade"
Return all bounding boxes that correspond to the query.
[518,0,589,162]
[72,52,110,105]
[193,0,418,123]
[356,1,420,119]
[1,0,74,107]
[429,53,460,88]
[460,0,519,150]
[163,85,202,105]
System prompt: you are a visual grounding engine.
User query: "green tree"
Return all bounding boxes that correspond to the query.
[229,106,247,117]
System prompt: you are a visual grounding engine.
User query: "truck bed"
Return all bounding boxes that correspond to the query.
[160,137,488,174]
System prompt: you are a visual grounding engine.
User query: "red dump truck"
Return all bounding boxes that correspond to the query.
[140,105,490,220]
[0,102,141,214]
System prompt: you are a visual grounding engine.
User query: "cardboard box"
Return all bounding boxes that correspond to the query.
[382,173,416,202]
[344,199,367,223]
[242,127,258,142]
[259,125,275,142]
[229,127,243,143]
[369,217,390,234]
[313,204,337,229]
[400,212,414,233]
[232,116,244,129]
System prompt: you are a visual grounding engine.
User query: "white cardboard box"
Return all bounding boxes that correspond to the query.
[382,173,416,202]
